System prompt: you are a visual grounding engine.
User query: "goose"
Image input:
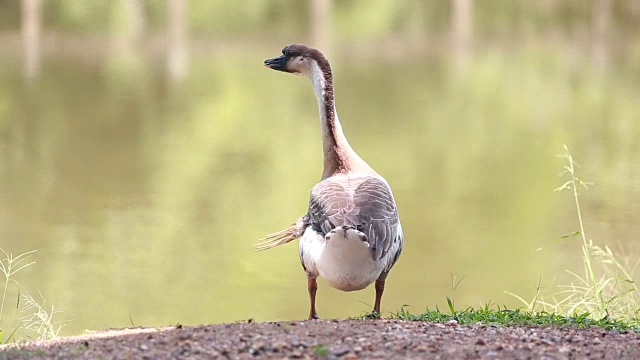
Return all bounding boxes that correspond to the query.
[256,44,403,320]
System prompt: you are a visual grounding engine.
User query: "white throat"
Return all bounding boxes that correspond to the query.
[308,62,344,133]
[305,60,373,178]
[308,62,347,154]
[309,61,326,105]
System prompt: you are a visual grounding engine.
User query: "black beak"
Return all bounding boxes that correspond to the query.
[264,55,287,72]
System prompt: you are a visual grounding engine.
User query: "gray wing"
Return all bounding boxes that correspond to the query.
[307,176,400,261]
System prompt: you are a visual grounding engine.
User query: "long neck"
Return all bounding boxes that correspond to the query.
[308,62,371,179]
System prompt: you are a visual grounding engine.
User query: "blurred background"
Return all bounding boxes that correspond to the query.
[0,0,639,336]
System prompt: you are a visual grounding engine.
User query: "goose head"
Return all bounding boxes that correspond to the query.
[264,44,330,78]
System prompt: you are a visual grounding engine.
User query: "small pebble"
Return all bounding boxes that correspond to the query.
[332,347,350,356]
[345,352,358,360]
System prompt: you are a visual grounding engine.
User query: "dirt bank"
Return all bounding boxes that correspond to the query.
[2,319,639,359]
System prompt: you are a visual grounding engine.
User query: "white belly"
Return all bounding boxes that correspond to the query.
[300,226,384,291]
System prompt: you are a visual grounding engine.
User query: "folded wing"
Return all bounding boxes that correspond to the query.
[308,176,400,261]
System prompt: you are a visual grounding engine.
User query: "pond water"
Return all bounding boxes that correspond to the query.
[1,37,639,336]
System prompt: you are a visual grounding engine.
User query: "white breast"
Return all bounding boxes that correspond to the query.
[300,226,385,291]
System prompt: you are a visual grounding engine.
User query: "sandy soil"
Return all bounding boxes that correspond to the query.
[2,319,640,359]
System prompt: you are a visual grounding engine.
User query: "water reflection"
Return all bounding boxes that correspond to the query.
[1,39,639,337]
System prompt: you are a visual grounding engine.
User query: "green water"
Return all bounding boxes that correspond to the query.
[1,5,640,336]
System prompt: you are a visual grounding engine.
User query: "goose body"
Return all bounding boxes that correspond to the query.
[301,174,403,292]
[257,44,403,319]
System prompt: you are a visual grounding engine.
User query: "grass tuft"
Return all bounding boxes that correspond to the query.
[0,249,36,344]
[380,146,640,332]
[313,344,330,357]
[507,146,640,325]
[0,250,36,323]
[0,249,65,343]
[20,291,64,340]
[391,303,639,332]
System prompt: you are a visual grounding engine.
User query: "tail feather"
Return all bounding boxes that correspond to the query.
[254,216,309,251]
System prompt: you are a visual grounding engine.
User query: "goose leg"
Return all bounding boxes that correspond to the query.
[307,278,319,320]
[372,279,385,318]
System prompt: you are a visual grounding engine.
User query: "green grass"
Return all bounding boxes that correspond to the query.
[313,344,330,357]
[389,303,639,332]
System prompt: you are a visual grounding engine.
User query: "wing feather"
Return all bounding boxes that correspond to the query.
[307,175,400,261]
